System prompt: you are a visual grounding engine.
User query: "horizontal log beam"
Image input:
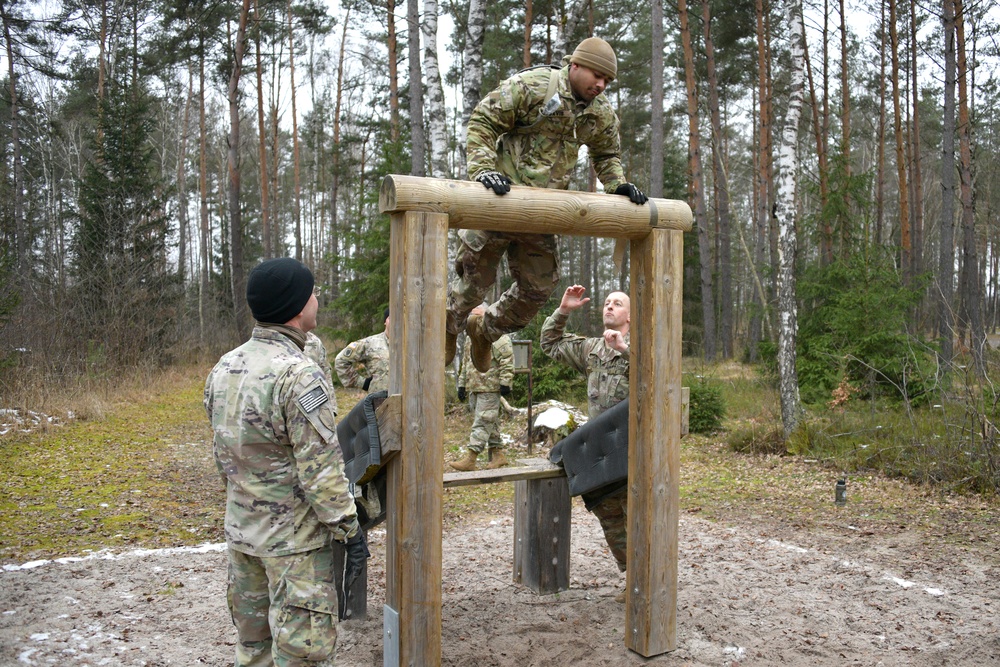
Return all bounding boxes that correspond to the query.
[379,174,692,238]
[443,459,566,488]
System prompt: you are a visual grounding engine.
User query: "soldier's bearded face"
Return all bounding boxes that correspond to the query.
[603,292,630,330]
[569,64,609,102]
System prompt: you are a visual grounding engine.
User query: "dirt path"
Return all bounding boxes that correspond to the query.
[2,500,998,666]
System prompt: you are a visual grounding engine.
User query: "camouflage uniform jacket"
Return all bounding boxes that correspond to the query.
[540,309,629,418]
[334,331,389,392]
[304,331,333,384]
[458,334,515,393]
[466,63,627,193]
[205,327,359,557]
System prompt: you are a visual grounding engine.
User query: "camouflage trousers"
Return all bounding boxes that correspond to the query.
[589,487,628,572]
[447,230,559,342]
[227,544,340,667]
[467,391,502,453]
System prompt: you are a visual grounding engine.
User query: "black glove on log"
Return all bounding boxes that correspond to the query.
[614,182,648,205]
[500,385,511,397]
[362,377,372,391]
[477,171,512,195]
[344,531,370,591]
[457,386,467,402]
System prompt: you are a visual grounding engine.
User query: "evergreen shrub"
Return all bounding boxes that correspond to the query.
[687,377,725,433]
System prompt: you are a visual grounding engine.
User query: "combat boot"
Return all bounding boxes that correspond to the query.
[449,449,479,471]
[486,449,508,469]
[445,329,457,366]
[466,312,493,373]
[615,588,627,603]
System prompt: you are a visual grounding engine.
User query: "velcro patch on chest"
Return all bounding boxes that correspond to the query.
[298,385,329,413]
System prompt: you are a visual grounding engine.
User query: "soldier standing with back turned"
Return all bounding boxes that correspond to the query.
[205,257,370,665]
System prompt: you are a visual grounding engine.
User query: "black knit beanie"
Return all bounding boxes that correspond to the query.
[246,258,314,324]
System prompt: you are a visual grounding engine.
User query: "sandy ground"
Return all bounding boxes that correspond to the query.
[2,498,998,667]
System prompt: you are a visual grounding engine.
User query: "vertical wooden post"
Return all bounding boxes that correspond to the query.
[513,477,571,594]
[625,228,682,656]
[385,211,448,666]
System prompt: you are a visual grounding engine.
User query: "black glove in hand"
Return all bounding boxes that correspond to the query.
[362,377,372,391]
[343,532,370,592]
[477,171,512,195]
[457,386,467,402]
[500,385,511,397]
[614,182,648,205]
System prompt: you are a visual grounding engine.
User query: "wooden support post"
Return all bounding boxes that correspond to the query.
[626,228,682,656]
[513,477,572,594]
[385,211,448,666]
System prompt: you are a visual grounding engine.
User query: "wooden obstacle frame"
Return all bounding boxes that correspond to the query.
[373,174,692,664]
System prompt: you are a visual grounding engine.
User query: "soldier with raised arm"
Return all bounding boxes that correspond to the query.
[541,284,631,602]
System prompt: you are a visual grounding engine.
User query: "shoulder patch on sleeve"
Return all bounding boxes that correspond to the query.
[298,385,329,413]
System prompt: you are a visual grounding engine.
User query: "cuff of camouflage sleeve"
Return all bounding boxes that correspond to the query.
[332,516,361,544]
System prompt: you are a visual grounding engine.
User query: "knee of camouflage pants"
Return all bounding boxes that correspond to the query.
[589,489,628,572]
[228,550,274,666]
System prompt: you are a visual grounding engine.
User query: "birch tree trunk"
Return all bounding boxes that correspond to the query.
[422,0,448,178]
[553,0,587,62]
[650,0,664,198]
[679,0,716,360]
[938,0,956,364]
[408,0,426,176]
[459,0,486,174]
[775,0,805,437]
[176,65,194,282]
[954,0,985,375]
[702,0,733,358]
[199,40,210,341]
[228,0,253,336]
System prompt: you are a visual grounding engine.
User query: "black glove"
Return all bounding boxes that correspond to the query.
[500,385,511,397]
[362,377,372,391]
[477,170,512,195]
[615,182,648,205]
[457,386,467,402]
[343,531,370,592]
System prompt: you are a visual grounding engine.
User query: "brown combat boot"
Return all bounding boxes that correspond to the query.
[449,449,479,471]
[466,312,493,373]
[614,588,627,603]
[445,329,457,366]
[485,449,508,470]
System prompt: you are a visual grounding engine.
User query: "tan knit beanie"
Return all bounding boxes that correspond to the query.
[570,37,617,81]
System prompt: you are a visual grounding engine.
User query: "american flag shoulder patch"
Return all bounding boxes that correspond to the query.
[298,385,329,413]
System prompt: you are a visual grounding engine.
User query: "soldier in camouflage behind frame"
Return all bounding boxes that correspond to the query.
[451,306,516,472]
[540,284,631,603]
[334,308,390,393]
[205,258,370,666]
[447,36,648,375]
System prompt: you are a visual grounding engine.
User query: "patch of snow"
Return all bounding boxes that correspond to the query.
[884,575,915,589]
[766,539,809,554]
[533,408,571,430]
[924,587,946,596]
[29,633,49,641]
[723,645,746,660]
[2,542,226,573]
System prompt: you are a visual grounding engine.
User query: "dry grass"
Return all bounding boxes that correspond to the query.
[2,360,998,571]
